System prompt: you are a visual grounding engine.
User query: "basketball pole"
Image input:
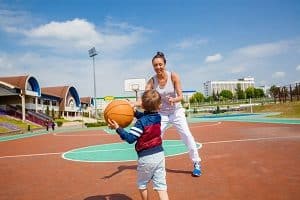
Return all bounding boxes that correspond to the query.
[134,89,138,101]
[88,47,98,120]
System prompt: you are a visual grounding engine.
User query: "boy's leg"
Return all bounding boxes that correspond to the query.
[139,188,149,200]
[157,190,169,200]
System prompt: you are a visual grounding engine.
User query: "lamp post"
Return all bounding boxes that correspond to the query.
[88,47,98,119]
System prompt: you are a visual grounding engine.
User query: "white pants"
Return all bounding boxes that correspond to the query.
[160,108,201,163]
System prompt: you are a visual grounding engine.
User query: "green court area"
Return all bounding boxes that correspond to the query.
[189,113,300,124]
[1,112,299,143]
[62,140,201,162]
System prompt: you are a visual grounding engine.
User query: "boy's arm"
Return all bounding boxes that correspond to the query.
[116,127,138,144]
[108,118,143,144]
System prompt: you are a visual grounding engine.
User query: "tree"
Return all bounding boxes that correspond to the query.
[205,96,214,103]
[281,86,288,103]
[212,90,218,101]
[46,106,50,116]
[190,92,204,103]
[219,90,233,100]
[269,85,280,103]
[51,108,55,119]
[235,83,245,99]
[254,88,265,98]
[245,87,255,99]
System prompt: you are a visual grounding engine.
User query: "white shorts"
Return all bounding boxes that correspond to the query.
[137,151,167,191]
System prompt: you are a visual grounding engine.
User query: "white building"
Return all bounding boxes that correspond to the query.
[182,90,197,102]
[203,77,255,97]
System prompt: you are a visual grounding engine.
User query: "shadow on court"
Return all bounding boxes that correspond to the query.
[84,194,133,200]
[101,164,191,180]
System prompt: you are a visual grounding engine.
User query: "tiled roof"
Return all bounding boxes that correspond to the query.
[80,97,92,104]
[41,86,69,99]
[42,86,70,110]
[0,75,30,90]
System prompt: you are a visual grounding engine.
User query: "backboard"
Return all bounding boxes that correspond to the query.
[124,78,146,92]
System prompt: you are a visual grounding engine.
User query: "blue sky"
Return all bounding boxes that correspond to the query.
[0,0,299,97]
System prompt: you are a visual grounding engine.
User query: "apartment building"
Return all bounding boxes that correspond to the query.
[203,77,255,97]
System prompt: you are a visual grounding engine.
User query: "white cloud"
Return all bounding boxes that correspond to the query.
[175,38,208,49]
[272,71,285,78]
[22,18,144,53]
[205,53,223,63]
[0,11,147,54]
[0,8,32,33]
[27,19,100,41]
[23,18,102,51]
[235,40,291,58]
[296,65,300,71]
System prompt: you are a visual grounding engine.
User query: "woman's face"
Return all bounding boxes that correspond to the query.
[152,57,165,75]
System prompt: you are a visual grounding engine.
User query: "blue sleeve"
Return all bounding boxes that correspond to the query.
[116,119,144,144]
[116,127,138,144]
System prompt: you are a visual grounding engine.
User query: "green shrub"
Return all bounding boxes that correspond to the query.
[56,121,63,127]
[85,121,107,128]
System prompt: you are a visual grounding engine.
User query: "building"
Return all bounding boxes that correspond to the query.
[203,77,255,97]
[182,90,197,102]
[0,75,81,125]
[41,86,81,118]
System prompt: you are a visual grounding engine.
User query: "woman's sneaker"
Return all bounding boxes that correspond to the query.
[192,162,202,177]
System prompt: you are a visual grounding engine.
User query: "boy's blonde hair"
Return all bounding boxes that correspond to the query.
[141,90,161,111]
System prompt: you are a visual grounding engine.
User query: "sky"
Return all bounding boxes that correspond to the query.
[0,0,300,98]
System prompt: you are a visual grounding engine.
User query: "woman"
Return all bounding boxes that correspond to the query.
[143,51,202,177]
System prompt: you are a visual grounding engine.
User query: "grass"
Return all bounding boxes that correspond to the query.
[0,116,41,134]
[0,127,9,133]
[250,101,300,118]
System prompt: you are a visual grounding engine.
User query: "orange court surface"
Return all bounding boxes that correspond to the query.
[1,121,300,200]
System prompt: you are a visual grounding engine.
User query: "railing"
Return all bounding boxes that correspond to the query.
[0,107,6,115]
[27,110,53,126]
[5,104,48,126]
[0,122,21,131]
[65,106,81,112]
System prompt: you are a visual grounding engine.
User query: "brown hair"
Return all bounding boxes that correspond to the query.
[141,90,161,111]
[152,51,166,64]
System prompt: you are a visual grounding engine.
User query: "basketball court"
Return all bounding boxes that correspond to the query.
[0,116,300,199]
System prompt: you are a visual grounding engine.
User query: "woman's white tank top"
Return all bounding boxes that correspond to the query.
[152,71,182,115]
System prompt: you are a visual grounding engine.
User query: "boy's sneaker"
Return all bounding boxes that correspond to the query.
[192,162,202,177]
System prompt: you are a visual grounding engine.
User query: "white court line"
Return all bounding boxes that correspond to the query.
[190,121,222,128]
[1,135,299,160]
[53,133,112,137]
[165,121,222,131]
[0,152,62,159]
[53,122,222,137]
[202,135,300,145]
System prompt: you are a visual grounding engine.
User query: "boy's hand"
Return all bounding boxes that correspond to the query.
[108,118,119,129]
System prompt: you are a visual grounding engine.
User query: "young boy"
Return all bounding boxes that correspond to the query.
[108,90,169,200]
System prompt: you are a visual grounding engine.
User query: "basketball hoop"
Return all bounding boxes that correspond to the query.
[131,84,140,101]
[124,78,145,101]
[131,84,140,91]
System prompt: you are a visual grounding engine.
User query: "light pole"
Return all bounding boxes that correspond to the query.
[88,47,98,119]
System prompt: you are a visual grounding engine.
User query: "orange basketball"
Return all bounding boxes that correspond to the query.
[104,100,134,128]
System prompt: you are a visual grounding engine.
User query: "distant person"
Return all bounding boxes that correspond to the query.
[108,90,169,200]
[136,51,202,177]
[44,120,49,131]
[51,121,55,131]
